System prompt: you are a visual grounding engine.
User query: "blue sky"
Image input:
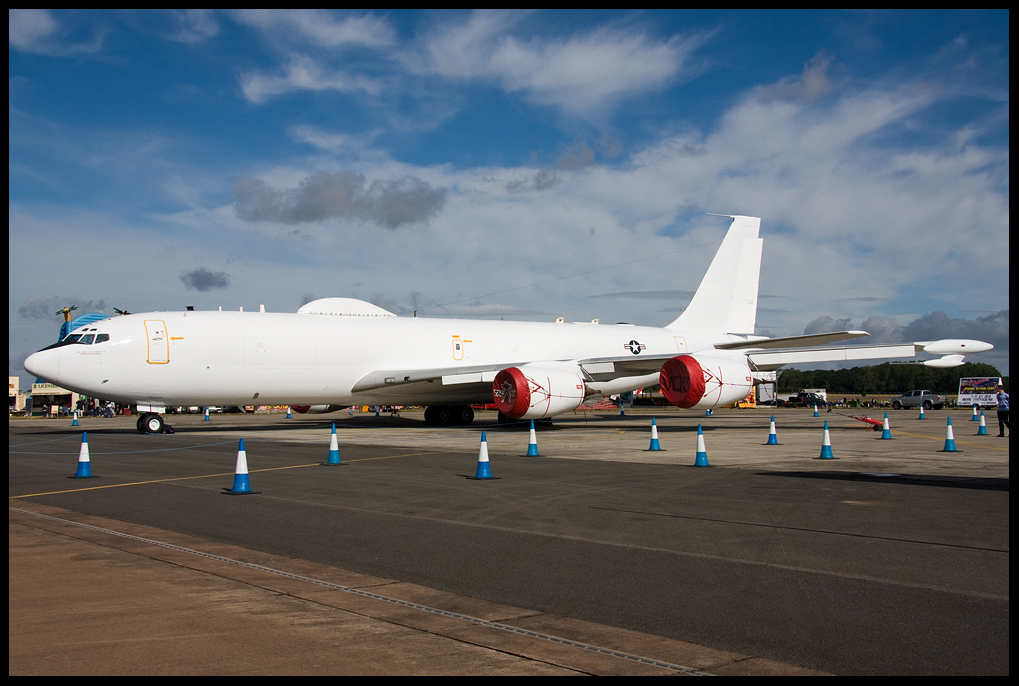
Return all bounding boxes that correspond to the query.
[9,10,1010,384]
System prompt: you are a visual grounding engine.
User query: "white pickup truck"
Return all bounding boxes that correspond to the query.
[890,390,945,410]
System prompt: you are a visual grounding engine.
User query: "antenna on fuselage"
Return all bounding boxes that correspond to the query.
[56,305,78,322]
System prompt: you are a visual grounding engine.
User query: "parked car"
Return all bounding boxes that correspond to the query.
[777,392,827,408]
[891,390,945,410]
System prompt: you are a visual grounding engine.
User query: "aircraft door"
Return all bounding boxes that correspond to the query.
[144,320,169,364]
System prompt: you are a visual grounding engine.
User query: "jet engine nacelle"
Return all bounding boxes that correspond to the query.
[492,365,586,420]
[659,354,753,409]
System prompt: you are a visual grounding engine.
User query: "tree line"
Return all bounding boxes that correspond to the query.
[776,362,1006,395]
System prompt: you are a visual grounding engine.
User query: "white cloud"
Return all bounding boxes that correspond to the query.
[8,9,58,51]
[8,9,104,55]
[231,9,395,49]
[240,54,385,104]
[166,9,219,43]
[407,10,702,116]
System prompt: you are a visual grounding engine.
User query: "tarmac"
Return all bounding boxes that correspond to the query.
[9,407,1009,675]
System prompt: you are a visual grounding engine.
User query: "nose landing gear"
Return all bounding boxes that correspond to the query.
[136,413,173,434]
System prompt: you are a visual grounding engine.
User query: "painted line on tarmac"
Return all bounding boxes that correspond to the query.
[9,440,238,455]
[890,429,1010,451]
[9,450,443,499]
[10,506,712,676]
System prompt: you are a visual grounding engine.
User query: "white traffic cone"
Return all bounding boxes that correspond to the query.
[70,432,98,479]
[326,423,342,465]
[225,439,254,494]
[694,425,709,466]
[526,421,540,456]
[474,431,493,479]
[766,416,778,445]
[817,421,835,459]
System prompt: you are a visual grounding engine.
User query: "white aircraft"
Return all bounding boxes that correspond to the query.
[24,216,993,433]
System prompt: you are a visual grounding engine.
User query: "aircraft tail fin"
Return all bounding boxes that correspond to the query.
[666,215,762,334]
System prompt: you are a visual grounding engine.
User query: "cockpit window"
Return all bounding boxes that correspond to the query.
[38,332,108,351]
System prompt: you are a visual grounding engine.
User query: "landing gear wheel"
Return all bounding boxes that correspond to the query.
[436,406,454,425]
[137,413,165,434]
[424,406,438,424]
[457,405,475,425]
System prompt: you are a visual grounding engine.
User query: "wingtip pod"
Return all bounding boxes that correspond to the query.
[922,354,966,368]
[919,339,994,355]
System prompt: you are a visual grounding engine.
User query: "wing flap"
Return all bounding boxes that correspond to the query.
[715,330,870,350]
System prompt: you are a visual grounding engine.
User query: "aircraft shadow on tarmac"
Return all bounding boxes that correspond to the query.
[760,470,1009,491]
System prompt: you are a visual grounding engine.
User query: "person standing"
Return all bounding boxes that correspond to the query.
[996,384,1009,437]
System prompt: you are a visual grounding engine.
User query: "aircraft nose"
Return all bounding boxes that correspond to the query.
[24,349,59,383]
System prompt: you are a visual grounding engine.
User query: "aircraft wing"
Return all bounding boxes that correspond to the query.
[351,363,507,393]
[574,354,679,378]
[352,355,675,393]
[350,335,992,392]
[747,338,992,371]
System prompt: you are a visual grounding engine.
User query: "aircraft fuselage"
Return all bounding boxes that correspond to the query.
[25,311,725,408]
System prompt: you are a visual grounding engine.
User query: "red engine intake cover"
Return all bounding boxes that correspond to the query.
[290,405,311,414]
[492,368,530,418]
[659,356,707,409]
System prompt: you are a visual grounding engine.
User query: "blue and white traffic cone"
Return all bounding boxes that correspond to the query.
[71,411,79,427]
[818,421,835,459]
[526,420,540,456]
[880,413,892,439]
[971,405,979,421]
[203,407,210,421]
[286,407,292,419]
[326,423,342,465]
[70,432,97,479]
[766,416,778,445]
[918,405,926,420]
[940,418,958,452]
[226,439,253,494]
[474,431,493,479]
[705,408,712,417]
[977,411,988,435]
[694,425,710,466]
[647,417,663,451]
[813,404,819,417]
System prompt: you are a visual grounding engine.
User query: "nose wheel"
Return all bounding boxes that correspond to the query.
[136,413,166,434]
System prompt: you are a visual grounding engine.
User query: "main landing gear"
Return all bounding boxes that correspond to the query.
[423,405,475,425]
[136,413,174,434]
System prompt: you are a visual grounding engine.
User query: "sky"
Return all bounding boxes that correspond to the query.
[9,10,1010,387]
